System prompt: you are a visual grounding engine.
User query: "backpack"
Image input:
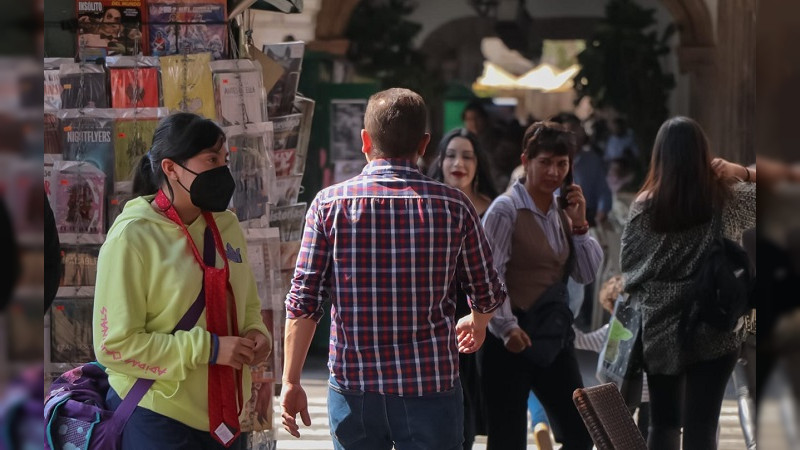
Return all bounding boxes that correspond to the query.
[681,218,755,339]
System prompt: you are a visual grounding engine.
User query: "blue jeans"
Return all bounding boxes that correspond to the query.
[327,377,464,450]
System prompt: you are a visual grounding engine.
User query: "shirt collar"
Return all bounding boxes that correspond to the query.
[512,178,559,217]
[362,158,421,175]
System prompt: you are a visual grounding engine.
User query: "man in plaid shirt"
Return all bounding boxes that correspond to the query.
[281,88,506,449]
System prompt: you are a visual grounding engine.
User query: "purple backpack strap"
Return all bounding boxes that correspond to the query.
[110,227,216,429]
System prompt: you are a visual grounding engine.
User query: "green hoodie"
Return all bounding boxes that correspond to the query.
[92,195,270,431]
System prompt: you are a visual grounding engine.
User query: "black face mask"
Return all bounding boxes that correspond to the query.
[174,164,236,212]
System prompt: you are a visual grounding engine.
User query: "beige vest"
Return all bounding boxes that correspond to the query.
[505,208,571,311]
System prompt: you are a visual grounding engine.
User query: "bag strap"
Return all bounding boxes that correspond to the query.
[110,226,216,429]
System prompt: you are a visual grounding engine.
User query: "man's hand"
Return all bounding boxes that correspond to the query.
[281,382,311,438]
[254,382,273,427]
[456,315,487,353]
[243,329,272,365]
[504,327,532,353]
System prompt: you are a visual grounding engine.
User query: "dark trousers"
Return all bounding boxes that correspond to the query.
[107,388,244,450]
[479,333,593,450]
[646,351,737,450]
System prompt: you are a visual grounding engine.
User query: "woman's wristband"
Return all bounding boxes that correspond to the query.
[572,222,590,235]
[742,166,751,182]
[209,333,220,365]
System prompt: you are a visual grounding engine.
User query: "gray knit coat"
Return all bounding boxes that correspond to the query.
[620,182,756,375]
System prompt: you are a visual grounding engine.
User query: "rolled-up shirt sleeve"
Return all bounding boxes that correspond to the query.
[458,201,506,314]
[285,197,331,323]
[570,233,603,284]
[480,197,520,340]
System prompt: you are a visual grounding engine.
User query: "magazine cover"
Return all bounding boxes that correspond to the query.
[45,69,62,111]
[59,111,115,195]
[76,0,147,61]
[244,227,281,310]
[160,53,216,119]
[226,123,275,221]
[148,0,227,59]
[330,99,367,161]
[113,117,160,183]
[263,41,304,117]
[268,202,306,242]
[270,113,301,177]
[212,66,264,126]
[50,298,95,363]
[293,95,315,175]
[59,63,109,109]
[109,67,160,108]
[273,174,302,207]
[53,161,106,235]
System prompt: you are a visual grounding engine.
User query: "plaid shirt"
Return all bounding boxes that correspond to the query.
[286,158,506,396]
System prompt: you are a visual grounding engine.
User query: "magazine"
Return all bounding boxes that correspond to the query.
[268,202,306,242]
[160,53,217,119]
[58,109,116,196]
[225,123,276,222]
[270,113,301,177]
[262,41,304,117]
[52,161,106,235]
[60,247,100,287]
[211,60,265,126]
[112,108,168,183]
[76,0,146,61]
[293,95,315,175]
[45,113,60,155]
[148,0,227,59]
[329,99,367,161]
[272,174,303,207]
[243,227,281,310]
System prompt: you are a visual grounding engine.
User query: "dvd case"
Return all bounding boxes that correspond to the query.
[76,0,147,62]
[160,52,216,119]
[262,41,304,117]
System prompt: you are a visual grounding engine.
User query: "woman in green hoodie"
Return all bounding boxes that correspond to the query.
[93,113,272,449]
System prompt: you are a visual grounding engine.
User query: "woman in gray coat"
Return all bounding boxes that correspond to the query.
[620,116,755,450]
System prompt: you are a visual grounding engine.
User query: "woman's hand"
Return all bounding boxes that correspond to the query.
[504,327,532,353]
[711,157,750,183]
[216,336,256,370]
[563,184,588,227]
[244,329,272,365]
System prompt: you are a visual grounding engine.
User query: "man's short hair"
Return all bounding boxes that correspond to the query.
[364,88,428,158]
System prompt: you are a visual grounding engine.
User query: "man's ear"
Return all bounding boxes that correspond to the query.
[416,133,431,158]
[361,129,372,160]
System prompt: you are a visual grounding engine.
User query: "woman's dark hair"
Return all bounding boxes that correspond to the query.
[521,121,577,161]
[132,113,225,197]
[427,128,498,199]
[639,116,732,233]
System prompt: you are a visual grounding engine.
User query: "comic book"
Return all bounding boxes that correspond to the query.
[52,161,106,235]
[113,113,164,183]
[160,53,216,119]
[60,247,100,287]
[226,123,275,221]
[50,298,95,363]
[45,113,61,155]
[211,61,265,126]
[76,0,147,62]
[268,202,306,242]
[59,110,115,196]
[109,67,160,108]
[270,113,301,177]
[262,41,304,117]
[59,63,109,109]
[148,0,227,59]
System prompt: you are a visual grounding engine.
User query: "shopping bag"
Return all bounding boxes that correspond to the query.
[596,294,643,407]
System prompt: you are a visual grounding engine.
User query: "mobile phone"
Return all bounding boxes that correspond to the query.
[558,169,573,209]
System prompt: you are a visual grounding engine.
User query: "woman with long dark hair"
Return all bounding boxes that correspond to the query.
[93,113,272,449]
[428,128,498,449]
[621,116,756,450]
